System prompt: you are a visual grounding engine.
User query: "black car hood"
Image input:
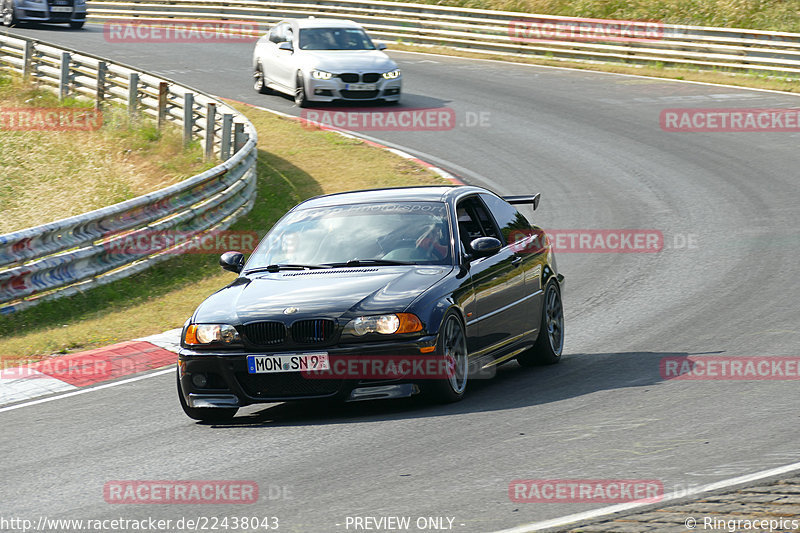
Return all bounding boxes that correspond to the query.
[193,266,453,324]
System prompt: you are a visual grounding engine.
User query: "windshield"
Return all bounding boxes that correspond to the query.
[298,28,377,50]
[247,202,452,268]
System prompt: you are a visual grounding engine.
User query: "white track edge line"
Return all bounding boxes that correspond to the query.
[0,367,174,414]
[493,460,800,532]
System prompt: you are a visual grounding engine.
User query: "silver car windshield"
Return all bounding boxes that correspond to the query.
[298,28,377,50]
[249,202,452,267]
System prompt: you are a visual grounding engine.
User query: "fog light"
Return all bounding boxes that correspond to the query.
[192,373,208,388]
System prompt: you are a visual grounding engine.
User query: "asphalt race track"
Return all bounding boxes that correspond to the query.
[2,23,799,533]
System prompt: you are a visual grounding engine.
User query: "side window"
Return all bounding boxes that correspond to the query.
[480,193,532,243]
[455,196,501,250]
[269,23,286,43]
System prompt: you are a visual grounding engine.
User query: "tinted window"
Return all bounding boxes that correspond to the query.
[248,202,452,267]
[298,28,376,50]
[455,196,501,249]
[480,193,532,243]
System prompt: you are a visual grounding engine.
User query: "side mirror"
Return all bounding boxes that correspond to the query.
[469,237,502,258]
[377,43,387,50]
[219,251,245,274]
[278,41,293,51]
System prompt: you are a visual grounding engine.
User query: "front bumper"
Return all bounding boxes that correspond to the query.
[15,1,86,22]
[178,335,437,406]
[305,76,401,103]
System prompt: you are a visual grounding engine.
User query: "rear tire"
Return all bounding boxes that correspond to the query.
[517,279,564,366]
[177,372,238,422]
[425,312,468,403]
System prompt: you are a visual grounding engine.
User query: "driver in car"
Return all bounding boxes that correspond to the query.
[415,222,449,261]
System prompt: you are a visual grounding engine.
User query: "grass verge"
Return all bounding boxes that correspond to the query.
[381,0,800,33]
[0,71,212,234]
[0,98,446,363]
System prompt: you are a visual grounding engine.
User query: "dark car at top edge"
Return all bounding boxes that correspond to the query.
[1,0,86,28]
[177,185,565,421]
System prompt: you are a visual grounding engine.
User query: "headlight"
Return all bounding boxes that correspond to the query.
[344,313,423,336]
[382,69,401,80]
[184,324,241,345]
[311,70,333,80]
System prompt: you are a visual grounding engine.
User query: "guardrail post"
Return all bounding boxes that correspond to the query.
[183,92,194,148]
[59,52,71,101]
[233,123,246,154]
[95,61,107,109]
[128,72,139,120]
[157,81,168,131]
[204,102,216,160]
[22,41,33,81]
[220,113,233,160]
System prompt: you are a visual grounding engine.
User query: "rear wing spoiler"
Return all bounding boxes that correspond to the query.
[503,193,540,210]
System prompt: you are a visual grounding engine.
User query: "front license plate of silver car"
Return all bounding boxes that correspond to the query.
[345,83,376,91]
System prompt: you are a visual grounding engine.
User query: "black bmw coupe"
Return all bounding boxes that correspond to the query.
[177,185,564,421]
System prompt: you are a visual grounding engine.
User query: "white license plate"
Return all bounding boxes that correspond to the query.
[247,353,329,374]
[345,83,376,91]
[50,6,73,12]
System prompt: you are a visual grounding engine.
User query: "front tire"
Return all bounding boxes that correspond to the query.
[1,0,18,26]
[177,372,238,422]
[517,279,564,366]
[69,20,84,29]
[253,64,271,94]
[294,71,309,108]
[425,312,469,403]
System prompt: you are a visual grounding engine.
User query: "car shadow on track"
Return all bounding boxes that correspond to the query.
[200,350,717,428]
[3,22,87,32]
[268,90,452,111]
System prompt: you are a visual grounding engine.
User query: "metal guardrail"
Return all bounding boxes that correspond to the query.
[0,33,258,314]
[84,0,800,75]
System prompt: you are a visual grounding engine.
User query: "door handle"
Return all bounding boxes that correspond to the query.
[511,256,523,267]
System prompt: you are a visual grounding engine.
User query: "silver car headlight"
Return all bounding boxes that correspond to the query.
[311,70,334,80]
[382,69,401,80]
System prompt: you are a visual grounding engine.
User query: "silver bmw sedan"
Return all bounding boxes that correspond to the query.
[252,18,402,107]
